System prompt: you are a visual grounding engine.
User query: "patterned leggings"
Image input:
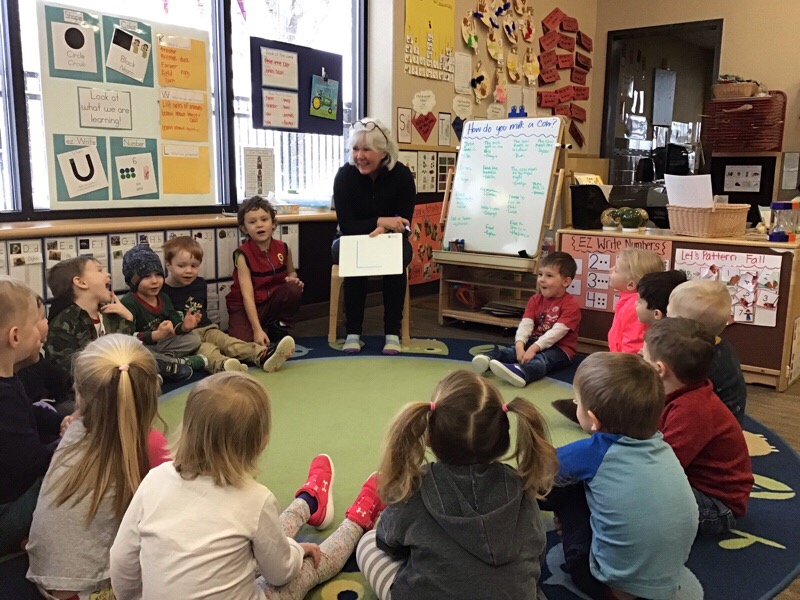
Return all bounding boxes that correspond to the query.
[356,530,403,600]
[258,499,364,600]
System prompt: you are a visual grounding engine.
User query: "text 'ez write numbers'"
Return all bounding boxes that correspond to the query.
[585,272,610,290]
[585,291,608,310]
[587,252,610,271]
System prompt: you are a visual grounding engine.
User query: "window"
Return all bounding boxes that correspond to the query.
[0,8,14,210]
[18,0,219,210]
[230,0,361,198]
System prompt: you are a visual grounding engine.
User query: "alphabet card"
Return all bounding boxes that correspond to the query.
[8,240,45,298]
[105,25,151,84]
[56,142,109,199]
[109,233,138,290]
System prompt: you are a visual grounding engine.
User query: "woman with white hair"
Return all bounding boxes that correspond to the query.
[332,118,416,355]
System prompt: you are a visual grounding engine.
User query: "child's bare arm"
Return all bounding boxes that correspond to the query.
[284,248,304,289]
[236,254,270,346]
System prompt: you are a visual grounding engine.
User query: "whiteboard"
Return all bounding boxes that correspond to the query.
[446,117,564,255]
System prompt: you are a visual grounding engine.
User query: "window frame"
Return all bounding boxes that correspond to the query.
[1,0,366,222]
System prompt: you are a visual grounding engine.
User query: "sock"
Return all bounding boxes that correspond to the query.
[298,491,318,514]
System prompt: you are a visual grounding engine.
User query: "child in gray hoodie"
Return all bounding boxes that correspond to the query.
[356,370,559,600]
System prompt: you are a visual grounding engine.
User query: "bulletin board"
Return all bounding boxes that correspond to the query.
[560,233,672,311]
[409,201,443,285]
[37,1,216,209]
[249,37,343,135]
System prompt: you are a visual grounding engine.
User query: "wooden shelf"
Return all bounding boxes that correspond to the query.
[443,277,537,293]
[442,308,518,328]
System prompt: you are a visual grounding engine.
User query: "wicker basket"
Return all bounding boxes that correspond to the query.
[667,204,749,238]
[712,82,758,98]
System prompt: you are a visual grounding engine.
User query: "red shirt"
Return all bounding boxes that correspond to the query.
[521,293,581,358]
[607,291,647,353]
[659,381,753,516]
[226,238,289,307]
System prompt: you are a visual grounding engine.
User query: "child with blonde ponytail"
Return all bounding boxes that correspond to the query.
[26,334,169,600]
[357,369,558,600]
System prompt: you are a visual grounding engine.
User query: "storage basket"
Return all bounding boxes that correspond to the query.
[667,204,749,238]
[712,82,758,99]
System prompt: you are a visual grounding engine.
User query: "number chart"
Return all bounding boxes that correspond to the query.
[561,233,672,312]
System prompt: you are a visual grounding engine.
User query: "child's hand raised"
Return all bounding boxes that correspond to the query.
[151,320,175,341]
[100,293,134,322]
[299,543,321,568]
[182,309,202,331]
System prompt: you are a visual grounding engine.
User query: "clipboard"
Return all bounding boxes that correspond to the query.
[338,234,403,277]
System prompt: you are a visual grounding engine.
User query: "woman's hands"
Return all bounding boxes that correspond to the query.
[376,216,410,234]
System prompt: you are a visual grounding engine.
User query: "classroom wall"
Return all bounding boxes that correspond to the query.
[377,0,597,151]
[590,0,800,154]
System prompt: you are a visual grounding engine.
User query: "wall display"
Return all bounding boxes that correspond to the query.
[39,2,215,209]
[44,237,77,298]
[250,37,343,135]
[437,152,456,192]
[191,229,217,280]
[417,151,437,193]
[561,233,672,311]
[397,108,413,144]
[445,117,563,255]
[243,147,275,196]
[409,201,443,285]
[397,150,418,185]
[8,240,45,298]
[724,165,762,193]
[215,228,240,280]
[109,232,138,290]
[404,0,455,82]
[438,112,452,147]
[0,242,7,276]
[673,248,781,327]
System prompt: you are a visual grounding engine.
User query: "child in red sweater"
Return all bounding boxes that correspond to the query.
[607,248,664,353]
[642,318,753,535]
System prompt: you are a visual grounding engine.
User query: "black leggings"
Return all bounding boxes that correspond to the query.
[331,236,412,336]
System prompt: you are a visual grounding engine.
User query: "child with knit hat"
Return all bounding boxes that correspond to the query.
[119,244,206,379]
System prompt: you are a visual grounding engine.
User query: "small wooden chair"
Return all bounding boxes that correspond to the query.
[328,264,411,345]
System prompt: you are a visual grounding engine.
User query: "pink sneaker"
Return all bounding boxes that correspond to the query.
[295,454,335,530]
[346,473,386,531]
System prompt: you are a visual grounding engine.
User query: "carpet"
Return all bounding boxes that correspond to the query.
[2,337,798,600]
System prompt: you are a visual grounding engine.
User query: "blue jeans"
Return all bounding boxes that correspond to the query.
[485,343,571,384]
[693,487,736,535]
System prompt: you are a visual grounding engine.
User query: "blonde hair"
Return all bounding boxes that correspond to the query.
[668,279,731,334]
[378,370,558,504]
[164,236,204,264]
[173,371,271,487]
[0,276,37,331]
[574,352,664,440]
[347,118,398,170]
[54,334,160,521]
[617,248,665,285]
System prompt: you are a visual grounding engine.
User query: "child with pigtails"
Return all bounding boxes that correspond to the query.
[356,370,559,600]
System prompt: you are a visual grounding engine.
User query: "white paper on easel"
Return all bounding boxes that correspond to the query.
[338,234,403,277]
[665,174,713,207]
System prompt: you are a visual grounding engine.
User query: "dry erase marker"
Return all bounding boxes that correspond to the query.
[396,214,412,235]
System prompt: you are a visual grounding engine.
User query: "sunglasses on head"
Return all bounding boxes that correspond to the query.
[351,120,389,144]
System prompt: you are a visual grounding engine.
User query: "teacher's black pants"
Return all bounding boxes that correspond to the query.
[331,237,412,336]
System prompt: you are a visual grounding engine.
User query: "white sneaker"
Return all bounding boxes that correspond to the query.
[471,354,491,374]
[262,336,295,373]
[222,358,245,373]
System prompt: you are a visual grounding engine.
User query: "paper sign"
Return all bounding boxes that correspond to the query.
[560,16,579,33]
[571,68,587,85]
[261,48,298,90]
[541,8,565,32]
[538,49,557,71]
[438,112,452,146]
[556,85,574,103]
[397,108,412,143]
[417,151,436,193]
[262,90,299,129]
[78,88,132,129]
[573,85,590,101]
[51,21,97,73]
[163,145,210,194]
[454,52,472,95]
[158,36,207,90]
[452,94,473,120]
[539,30,559,51]
[577,31,593,52]
[338,234,403,277]
[159,89,209,142]
[575,52,592,71]
[665,174,714,207]
[115,153,158,198]
[412,90,436,114]
[557,53,574,69]
[57,145,109,198]
[724,165,762,193]
[486,103,505,119]
[105,26,150,83]
[539,67,560,85]
[537,91,559,108]
[243,147,275,196]
[557,33,575,52]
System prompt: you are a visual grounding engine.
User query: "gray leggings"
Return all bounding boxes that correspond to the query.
[356,530,403,600]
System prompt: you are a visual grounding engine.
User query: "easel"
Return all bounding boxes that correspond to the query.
[433,118,570,328]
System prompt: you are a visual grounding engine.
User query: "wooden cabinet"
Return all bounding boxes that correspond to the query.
[433,250,538,328]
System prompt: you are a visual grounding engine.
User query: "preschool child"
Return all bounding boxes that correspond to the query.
[667,279,747,423]
[356,370,558,600]
[45,256,135,378]
[607,248,664,353]
[643,318,753,535]
[26,334,170,598]
[635,270,688,324]
[542,352,698,599]
[472,251,581,388]
[162,236,295,373]
[110,371,385,600]
[0,278,64,556]
[120,244,204,380]
[226,196,304,346]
